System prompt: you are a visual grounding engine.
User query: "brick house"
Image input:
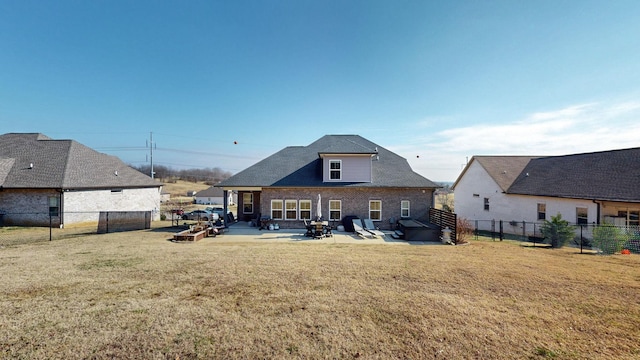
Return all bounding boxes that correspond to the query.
[216,135,440,230]
[0,133,162,227]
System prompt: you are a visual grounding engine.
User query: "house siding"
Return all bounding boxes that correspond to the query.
[259,187,433,230]
[322,156,372,183]
[454,160,640,232]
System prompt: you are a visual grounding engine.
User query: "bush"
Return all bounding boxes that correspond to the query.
[593,223,627,255]
[455,217,473,244]
[540,213,574,248]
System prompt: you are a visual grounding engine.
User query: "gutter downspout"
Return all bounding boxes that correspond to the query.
[593,199,600,225]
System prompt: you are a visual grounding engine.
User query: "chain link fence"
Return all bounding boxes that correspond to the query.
[0,211,152,246]
[471,219,640,254]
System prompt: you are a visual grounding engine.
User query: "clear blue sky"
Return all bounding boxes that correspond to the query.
[2,0,640,181]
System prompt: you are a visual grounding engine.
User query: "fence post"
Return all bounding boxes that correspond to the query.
[499,220,504,241]
[580,225,583,254]
[49,213,52,241]
[491,219,496,241]
[474,220,478,240]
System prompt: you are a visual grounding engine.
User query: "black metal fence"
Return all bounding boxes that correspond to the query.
[472,219,640,254]
[0,211,152,246]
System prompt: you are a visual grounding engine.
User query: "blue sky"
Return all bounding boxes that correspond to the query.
[2,0,640,182]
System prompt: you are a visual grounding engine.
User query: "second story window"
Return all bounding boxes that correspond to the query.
[329,160,341,180]
[484,197,490,211]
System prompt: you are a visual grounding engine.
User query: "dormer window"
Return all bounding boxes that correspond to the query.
[329,160,342,180]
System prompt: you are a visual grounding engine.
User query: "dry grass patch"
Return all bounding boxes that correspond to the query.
[1,228,639,359]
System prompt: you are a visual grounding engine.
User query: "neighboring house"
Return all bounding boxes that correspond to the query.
[195,186,236,205]
[216,135,440,230]
[0,133,162,227]
[452,148,640,233]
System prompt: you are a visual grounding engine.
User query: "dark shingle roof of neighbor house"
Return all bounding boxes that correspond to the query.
[506,147,640,202]
[196,186,224,197]
[218,135,439,188]
[0,133,161,189]
[472,156,537,192]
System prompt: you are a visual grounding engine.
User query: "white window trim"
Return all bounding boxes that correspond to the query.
[271,200,283,220]
[329,200,342,221]
[299,200,311,220]
[369,200,382,221]
[329,159,342,180]
[401,200,410,218]
[243,193,253,214]
[285,199,297,220]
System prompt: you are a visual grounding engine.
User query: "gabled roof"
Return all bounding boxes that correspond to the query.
[507,148,640,202]
[463,156,537,192]
[0,133,161,189]
[218,135,438,188]
[196,186,225,197]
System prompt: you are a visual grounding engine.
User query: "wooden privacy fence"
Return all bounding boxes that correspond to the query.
[429,208,456,241]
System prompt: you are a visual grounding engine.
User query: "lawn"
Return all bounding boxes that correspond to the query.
[1,226,639,359]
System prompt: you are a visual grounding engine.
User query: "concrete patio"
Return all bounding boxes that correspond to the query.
[196,221,440,245]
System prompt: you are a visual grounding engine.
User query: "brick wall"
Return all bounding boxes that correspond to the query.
[0,187,160,227]
[258,187,434,230]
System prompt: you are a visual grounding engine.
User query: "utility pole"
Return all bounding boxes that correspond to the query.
[147,132,156,179]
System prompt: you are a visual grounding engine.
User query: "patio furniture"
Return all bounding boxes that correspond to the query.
[363,219,385,238]
[352,218,373,238]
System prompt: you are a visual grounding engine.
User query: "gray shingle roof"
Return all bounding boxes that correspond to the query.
[196,186,224,197]
[473,156,537,192]
[0,133,161,189]
[218,135,439,188]
[507,148,640,202]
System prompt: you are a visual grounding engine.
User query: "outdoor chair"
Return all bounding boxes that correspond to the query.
[314,222,325,239]
[352,218,373,238]
[303,219,314,237]
[363,219,385,238]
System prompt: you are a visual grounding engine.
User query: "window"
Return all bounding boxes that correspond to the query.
[329,160,341,180]
[537,203,546,220]
[618,210,640,226]
[243,193,253,214]
[484,198,490,211]
[369,200,382,221]
[576,207,588,225]
[285,200,297,220]
[299,200,311,220]
[271,200,283,220]
[48,196,60,217]
[401,200,410,218]
[329,200,341,221]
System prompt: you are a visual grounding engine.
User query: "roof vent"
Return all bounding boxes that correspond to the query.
[114,171,118,176]
[29,163,33,169]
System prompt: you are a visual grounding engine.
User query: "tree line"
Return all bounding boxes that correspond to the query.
[133,164,232,185]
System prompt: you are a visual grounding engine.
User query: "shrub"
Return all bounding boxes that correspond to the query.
[540,213,574,248]
[592,223,627,255]
[456,217,473,244]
